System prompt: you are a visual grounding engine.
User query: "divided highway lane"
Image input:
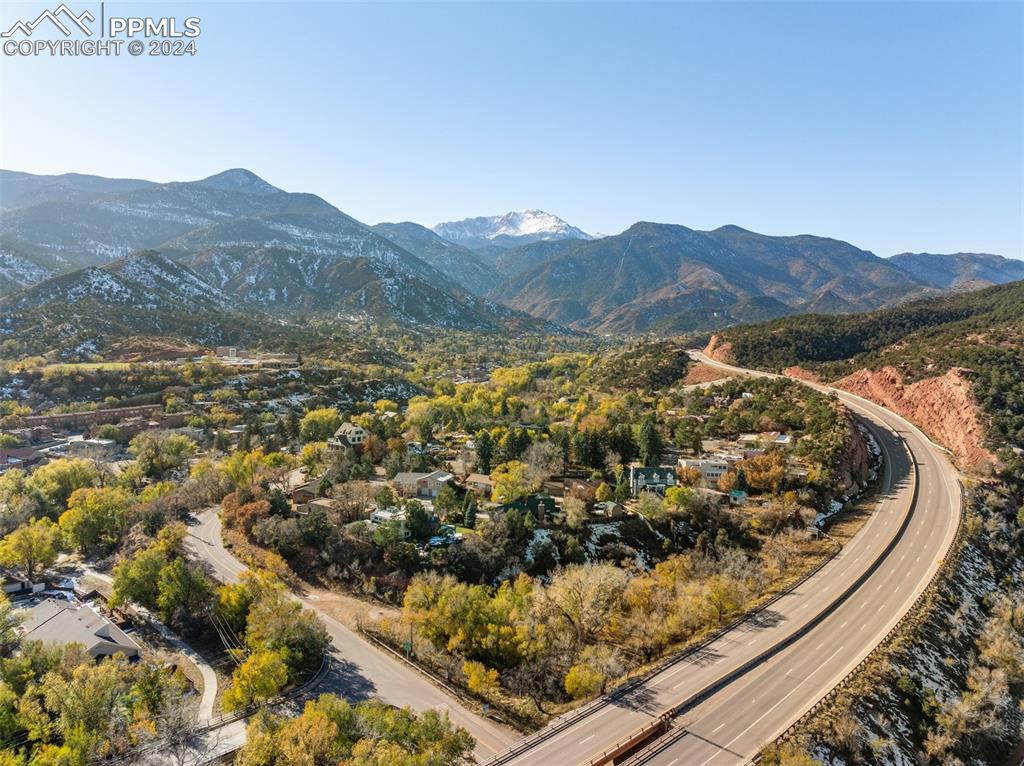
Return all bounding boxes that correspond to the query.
[486,353,960,766]
[626,353,961,766]
[184,509,519,762]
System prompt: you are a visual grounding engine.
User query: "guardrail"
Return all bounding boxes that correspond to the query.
[483,413,909,766]
[539,420,916,766]
[748,481,967,764]
[618,724,692,766]
[576,713,673,766]
[479,521,845,765]
[358,628,522,730]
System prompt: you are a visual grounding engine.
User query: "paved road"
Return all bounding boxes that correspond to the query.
[485,352,961,766]
[184,509,518,761]
[81,567,219,723]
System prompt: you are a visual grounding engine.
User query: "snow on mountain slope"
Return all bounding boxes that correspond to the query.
[0,251,231,312]
[0,250,53,294]
[432,209,592,249]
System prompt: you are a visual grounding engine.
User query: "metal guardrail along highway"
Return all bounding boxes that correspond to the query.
[482,352,962,766]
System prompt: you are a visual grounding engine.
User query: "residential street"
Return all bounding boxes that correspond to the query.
[184,509,519,761]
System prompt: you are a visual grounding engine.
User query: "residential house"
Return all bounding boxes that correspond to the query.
[297,497,340,516]
[729,489,749,507]
[563,478,600,504]
[392,470,453,499]
[2,575,44,598]
[370,507,405,525]
[0,448,44,474]
[502,494,557,523]
[328,422,369,452]
[678,458,730,485]
[592,501,625,519]
[463,473,494,497]
[289,482,317,505]
[629,466,678,496]
[20,599,139,660]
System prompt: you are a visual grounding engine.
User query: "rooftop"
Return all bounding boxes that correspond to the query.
[20,598,139,660]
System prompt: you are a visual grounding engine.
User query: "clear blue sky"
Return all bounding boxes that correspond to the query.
[2,1,1022,257]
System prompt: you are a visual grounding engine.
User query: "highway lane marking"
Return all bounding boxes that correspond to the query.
[712,723,725,734]
[696,646,846,766]
[579,735,595,745]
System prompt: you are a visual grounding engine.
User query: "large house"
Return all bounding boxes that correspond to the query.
[678,458,731,484]
[328,422,369,452]
[629,465,678,496]
[20,599,139,660]
[392,470,453,498]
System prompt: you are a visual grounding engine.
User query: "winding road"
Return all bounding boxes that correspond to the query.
[183,509,518,762]
[481,351,961,766]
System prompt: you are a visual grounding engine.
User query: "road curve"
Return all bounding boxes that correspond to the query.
[484,352,961,766]
[184,509,519,761]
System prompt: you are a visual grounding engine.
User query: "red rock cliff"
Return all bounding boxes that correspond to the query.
[703,335,733,363]
[832,366,996,471]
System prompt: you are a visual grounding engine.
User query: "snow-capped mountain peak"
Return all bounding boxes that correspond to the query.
[432,209,592,249]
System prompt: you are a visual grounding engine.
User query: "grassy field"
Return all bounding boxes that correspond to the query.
[40,362,135,372]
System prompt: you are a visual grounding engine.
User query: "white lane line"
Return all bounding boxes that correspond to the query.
[698,647,845,766]
[712,723,725,734]
[579,734,595,745]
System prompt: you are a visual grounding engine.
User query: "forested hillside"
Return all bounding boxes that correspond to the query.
[712,280,1024,481]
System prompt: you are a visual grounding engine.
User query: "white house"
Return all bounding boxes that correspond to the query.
[629,466,678,496]
[679,458,731,484]
[328,422,368,451]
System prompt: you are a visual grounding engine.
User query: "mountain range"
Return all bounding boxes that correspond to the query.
[0,169,556,347]
[887,252,1024,291]
[487,223,1023,333]
[1,167,1021,351]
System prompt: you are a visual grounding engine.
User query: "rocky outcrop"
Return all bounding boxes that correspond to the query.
[703,335,733,363]
[832,366,996,471]
[835,414,872,494]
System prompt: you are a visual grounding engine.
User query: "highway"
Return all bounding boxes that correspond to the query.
[484,352,961,766]
[184,509,518,762]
